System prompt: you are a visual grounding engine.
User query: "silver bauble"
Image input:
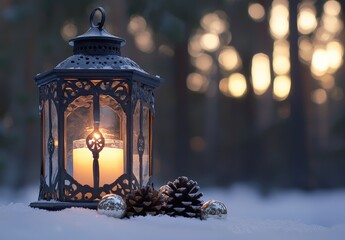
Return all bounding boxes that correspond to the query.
[159,184,171,200]
[97,194,127,218]
[201,200,227,220]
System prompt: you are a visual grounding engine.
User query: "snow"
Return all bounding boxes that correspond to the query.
[1,185,344,240]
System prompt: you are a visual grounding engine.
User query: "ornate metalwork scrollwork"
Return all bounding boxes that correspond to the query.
[62,79,130,110]
[132,82,155,115]
[47,135,55,158]
[39,82,58,114]
[62,171,139,201]
[38,175,58,201]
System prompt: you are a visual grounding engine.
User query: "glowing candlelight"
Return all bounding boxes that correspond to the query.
[73,138,124,187]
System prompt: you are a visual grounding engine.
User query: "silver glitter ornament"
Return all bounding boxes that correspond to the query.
[201,200,227,220]
[159,184,171,200]
[97,194,127,218]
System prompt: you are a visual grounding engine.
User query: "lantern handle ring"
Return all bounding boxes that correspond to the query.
[90,7,106,30]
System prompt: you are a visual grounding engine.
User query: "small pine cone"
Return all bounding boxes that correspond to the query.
[126,184,165,217]
[164,176,203,218]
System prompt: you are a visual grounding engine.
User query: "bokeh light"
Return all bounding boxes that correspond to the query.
[127,15,147,35]
[228,73,247,98]
[219,78,231,97]
[248,3,265,22]
[322,14,343,34]
[323,0,341,17]
[273,39,290,75]
[319,74,335,90]
[128,15,155,53]
[311,88,327,104]
[273,55,290,75]
[269,0,289,39]
[186,73,209,92]
[298,36,313,63]
[274,39,290,56]
[315,27,332,42]
[188,34,203,57]
[273,75,291,101]
[201,11,228,34]
[326,41,344,72]
[218,47,241,71]
[298,4,317,35]
[251,53,271,95]
[200,33,220,52]
[61,21,77,41]
[190,136,206,152]
[311,48,329,77]
[193,53,213,73]
[134,30,154,53]
[158,45,175,57]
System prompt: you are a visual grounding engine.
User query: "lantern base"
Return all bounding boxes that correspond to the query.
[29,201,98,211]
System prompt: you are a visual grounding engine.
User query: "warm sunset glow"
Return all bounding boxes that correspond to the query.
[228,73,247,98]
[298,5,317,35]
[273,75,291,101]
[218,47,241,71]
[251,53,271,95]
[200,33,220,52]
[186,73,208,92]
[248,3,265,21]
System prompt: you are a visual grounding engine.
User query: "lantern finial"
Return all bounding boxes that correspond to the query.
[68,7,125,53]
[90,7,106,30]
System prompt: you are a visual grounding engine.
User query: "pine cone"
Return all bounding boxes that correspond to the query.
[126,184,164,217]
[164,176,203,218]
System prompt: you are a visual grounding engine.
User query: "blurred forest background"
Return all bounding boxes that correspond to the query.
[1,0,345,192]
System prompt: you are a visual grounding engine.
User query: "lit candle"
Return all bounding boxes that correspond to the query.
[73,139,124,187]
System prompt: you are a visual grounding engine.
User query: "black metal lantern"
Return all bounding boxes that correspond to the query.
[30,7,161,210]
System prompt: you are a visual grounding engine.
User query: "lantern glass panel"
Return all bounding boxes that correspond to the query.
[98,94,127,184]
[142,104,152,185]
[65,94,126,188]
[133,101,151,185]
[43,99,58,186]
[65,95,94,185]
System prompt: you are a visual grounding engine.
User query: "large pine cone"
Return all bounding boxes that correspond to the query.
[126,184,164,217]
[163,176,203,218]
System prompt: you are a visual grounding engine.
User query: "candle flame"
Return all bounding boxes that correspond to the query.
[93,132,101,139]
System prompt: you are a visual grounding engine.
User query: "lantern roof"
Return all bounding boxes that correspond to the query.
[53,7,150,74]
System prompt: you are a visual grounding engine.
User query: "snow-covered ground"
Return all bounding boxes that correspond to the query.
[0,184,344,240]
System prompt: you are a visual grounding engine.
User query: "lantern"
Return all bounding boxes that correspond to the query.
[30,7,161,210]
